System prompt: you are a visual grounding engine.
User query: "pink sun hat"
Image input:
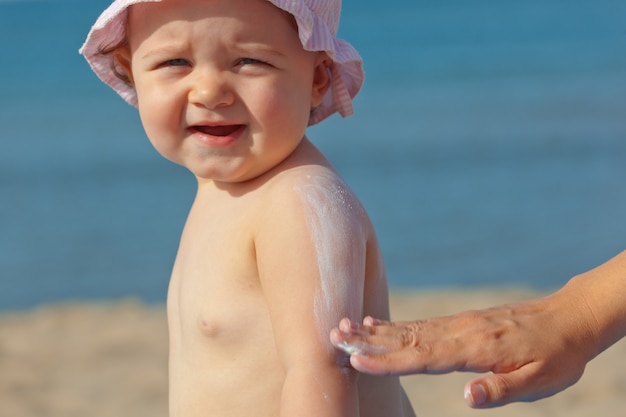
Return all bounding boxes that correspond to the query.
[79,0,364,126]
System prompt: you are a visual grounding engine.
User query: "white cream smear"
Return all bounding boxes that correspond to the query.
[336,341,365,356]
[335,340,392,356]
[294,174,366,357]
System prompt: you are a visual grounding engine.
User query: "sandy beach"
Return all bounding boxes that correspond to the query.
[1,289,624,417]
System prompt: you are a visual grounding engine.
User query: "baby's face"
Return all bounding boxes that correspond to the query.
[123,0,328,183]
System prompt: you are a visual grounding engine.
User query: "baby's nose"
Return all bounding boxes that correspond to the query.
[188,70,235,109]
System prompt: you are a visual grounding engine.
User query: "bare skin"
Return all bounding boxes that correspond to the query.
[167,140,414,417]
[331,250,626,409]
[115,1,416,415]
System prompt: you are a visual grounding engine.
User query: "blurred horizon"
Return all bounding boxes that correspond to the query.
[1,0,625,310]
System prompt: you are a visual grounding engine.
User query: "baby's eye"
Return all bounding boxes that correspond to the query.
[162,58,190,67]
[237,57,266,66]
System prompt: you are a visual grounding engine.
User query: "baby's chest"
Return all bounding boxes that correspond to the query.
[168,233,269,346]
[171,248,262,331]
[168,197,273,341]
[167,265,280,390]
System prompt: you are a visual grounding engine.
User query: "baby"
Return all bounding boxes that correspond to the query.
[81,0,415,416]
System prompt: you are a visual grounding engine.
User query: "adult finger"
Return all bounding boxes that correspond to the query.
[464,360,583,408]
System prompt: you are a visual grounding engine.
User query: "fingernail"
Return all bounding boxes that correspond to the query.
[363,316,375,326]
[338,319,352,332]
[464,383,486,407]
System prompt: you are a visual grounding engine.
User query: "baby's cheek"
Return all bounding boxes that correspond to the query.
[138,105,182,164]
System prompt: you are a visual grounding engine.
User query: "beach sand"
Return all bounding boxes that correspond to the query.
[1,289,624,417]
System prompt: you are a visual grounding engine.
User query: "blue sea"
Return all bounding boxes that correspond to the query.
[1,0,625,310]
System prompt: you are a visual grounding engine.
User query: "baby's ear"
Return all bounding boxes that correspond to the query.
[311,53,332,107]
[113,46,135,86]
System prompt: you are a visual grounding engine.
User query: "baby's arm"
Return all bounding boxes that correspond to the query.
[256,174,366,417]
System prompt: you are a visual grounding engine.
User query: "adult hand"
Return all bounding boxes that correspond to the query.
[331,250,626,408]
[331,289,595,408]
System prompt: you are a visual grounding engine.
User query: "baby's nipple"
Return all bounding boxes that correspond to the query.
[197,316,221,338]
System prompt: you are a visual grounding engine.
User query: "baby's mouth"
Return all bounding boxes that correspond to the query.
[191,124,244,137]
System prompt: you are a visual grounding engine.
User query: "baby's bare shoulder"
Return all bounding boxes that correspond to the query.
[267,165,364,214]
[254,165,372,244]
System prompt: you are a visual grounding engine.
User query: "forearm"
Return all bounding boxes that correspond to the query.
[280,364,359,417]
[559,249,626,359]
